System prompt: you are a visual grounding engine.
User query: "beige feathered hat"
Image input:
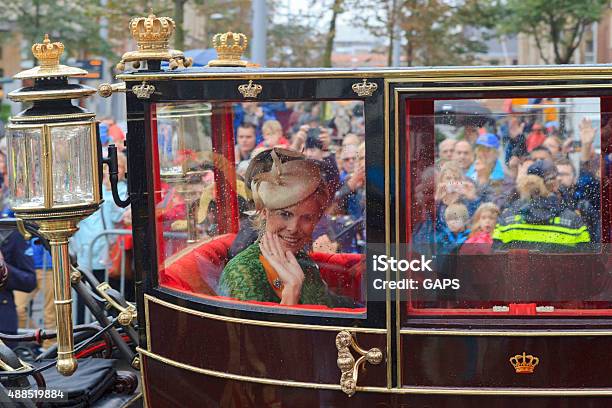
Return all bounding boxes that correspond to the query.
[251,149,323,210]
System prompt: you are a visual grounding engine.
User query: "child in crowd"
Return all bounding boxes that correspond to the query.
[437,203,471,254]
[461,202,500,254]
[435,162,479,231]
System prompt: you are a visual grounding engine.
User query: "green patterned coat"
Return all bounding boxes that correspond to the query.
[219,243,348,307]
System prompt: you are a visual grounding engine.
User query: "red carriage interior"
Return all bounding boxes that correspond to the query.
[159,233,365,312]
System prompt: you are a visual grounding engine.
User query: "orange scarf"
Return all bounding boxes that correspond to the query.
[259,254,284,299]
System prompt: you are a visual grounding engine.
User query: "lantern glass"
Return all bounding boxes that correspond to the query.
[51,124,94,206]
[7,127,45,208]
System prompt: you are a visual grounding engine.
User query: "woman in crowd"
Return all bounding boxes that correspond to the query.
[435,161,479,231]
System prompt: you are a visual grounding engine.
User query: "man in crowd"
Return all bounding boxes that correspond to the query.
[235,123,257,165]
[452,140,474,173]
[556,157,600,242]
[438,139,457,165]
[526,122,546,152]
[529,146,553,162]
[493,162,590,252]
[339,144,358,183]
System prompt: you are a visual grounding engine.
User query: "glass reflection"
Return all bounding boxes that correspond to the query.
[407,96,610,315]
[7,128,44,208]
[153,101,367,315]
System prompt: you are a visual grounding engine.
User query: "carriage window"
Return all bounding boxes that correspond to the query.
[151,101,366,316]
[404,96,612,316]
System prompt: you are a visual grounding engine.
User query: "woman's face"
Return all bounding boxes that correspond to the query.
[474,158,488,174]
[479,210,497,234]
[264,194,323,253]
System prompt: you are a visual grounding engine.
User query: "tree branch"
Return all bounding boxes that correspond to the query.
[532,26,551,65]
[564,20,588,63]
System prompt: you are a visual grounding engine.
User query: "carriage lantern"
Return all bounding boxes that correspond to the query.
[6,35,104,376]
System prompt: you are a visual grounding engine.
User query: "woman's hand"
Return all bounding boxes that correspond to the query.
[260,232,305,305]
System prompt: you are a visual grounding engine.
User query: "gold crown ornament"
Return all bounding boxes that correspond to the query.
[352,79,378,97]
[13,34,88,80]
[238,80,262,98]
[509,352,539,374]
[130,13,175,50]
[208,32,249,67]
[32,34,64,68]
[115,12,192,72]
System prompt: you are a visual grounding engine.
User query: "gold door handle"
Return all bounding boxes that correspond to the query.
[336,331,383,397]
[97,82,126,98]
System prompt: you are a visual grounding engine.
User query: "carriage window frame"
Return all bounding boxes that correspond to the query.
[135,76,387,329]
[397,88,612,319]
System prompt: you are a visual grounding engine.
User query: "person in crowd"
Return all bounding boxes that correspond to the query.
[452,140,474,173]
[501,156,535,209]
[466,133,505,183]
[258,120,290,148]
[526,122,547,152]
[435,162,478,231]
[235,123,257,164]
[502,115,527,164]
[229,148,311,258]
[472,152,506,205]
[101,117,126,145]
[461,202,500,254]
[577,117,601,177]
[0,231,36,346]
[493,171,590,252]
[335,142,365,221]
[219,151,354,307]
[542,135,563,159]
[233,102,278,144]
[304,135,325,161]
[529,146,553,162]
[461,124,479,145]
[438,139,457,165]
[545,121,560,137]
[0,151,36,343]
[437,203,470,254]
[556,158,579,211]
[527,159,559,195]
[338,144,357,183]
[14,239,55,346]
[555,157,600,242]
[342,133,361,148]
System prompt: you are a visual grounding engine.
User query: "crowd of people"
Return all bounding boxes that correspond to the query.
[422,104,602,255]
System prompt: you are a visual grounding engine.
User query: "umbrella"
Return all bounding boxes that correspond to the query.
[434,99,496,127]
